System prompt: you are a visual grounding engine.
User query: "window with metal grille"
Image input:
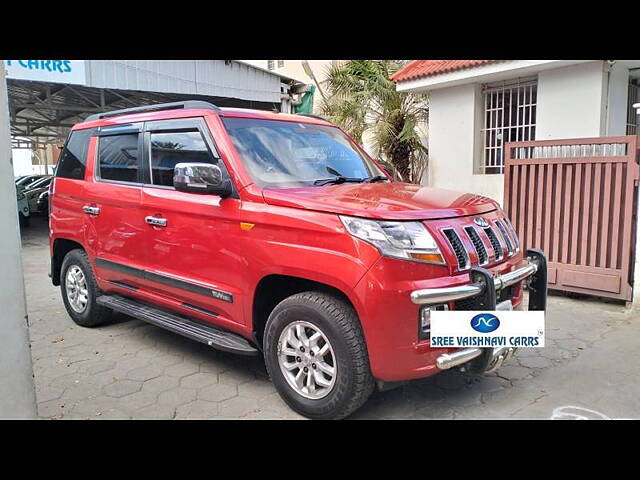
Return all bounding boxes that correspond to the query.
[627,80,639,135]
[479,78,537,174]
[277,60,284,68]
[267,60,275,70]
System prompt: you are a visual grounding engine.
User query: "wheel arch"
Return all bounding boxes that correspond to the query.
[51,238,86,286]
[251,274,360,349]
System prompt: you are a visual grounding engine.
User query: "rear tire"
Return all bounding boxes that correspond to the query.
[264,291,374,419]
[60,249,112,327]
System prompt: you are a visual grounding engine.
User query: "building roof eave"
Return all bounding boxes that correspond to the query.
[395,60,595,93]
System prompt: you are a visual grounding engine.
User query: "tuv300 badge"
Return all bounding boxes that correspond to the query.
[430,310,545,348]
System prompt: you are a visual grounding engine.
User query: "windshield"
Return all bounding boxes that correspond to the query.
[222,117,385,188]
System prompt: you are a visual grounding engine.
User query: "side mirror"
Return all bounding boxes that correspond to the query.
[174,162,232,197]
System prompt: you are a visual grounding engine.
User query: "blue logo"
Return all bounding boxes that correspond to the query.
[470,313,500,333]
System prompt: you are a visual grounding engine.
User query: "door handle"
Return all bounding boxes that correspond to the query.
[83,205,100,215]
[145,216,168,227]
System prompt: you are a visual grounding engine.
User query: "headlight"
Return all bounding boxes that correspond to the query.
[340,215,445,265]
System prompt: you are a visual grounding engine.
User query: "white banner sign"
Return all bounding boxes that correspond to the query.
[430,310,545,348]
[4,60,87,86]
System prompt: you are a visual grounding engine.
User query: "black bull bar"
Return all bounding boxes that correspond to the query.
[410,249,548,374]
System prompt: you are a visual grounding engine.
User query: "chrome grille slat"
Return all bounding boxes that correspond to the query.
[442,228,469,270]
[495,220,514,256]
[503,218,520,252]
[483,226,503,260]
[464,226,488,265]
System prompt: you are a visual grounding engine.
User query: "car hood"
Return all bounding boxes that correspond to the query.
[262,182,498,220]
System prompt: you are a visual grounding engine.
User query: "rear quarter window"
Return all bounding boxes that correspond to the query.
[56,128,94,180]
[97,133,140,183]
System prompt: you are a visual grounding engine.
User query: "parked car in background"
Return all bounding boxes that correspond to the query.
[37,190,49,216]
[16,187,30,227]
[49,101,547,420]
[15,174,47,191]
[24,176,52,213]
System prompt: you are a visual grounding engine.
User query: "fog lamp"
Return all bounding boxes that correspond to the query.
[418,304,449,341]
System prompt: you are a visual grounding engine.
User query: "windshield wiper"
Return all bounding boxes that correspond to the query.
[363,175,390,183]
[313,176,366,186]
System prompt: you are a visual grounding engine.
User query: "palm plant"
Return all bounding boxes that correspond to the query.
[320,60,428,184]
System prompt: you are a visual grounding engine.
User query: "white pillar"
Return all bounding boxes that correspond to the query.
[634,158,640,308]
[633,103,640,308]
[0,64,37,418]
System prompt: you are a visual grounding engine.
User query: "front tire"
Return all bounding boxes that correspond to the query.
[60,249,111,327]
[264,291,374,419]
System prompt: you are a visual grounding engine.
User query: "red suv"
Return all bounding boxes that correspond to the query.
[49,101,547,419]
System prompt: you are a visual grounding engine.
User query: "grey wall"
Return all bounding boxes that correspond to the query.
[86,61,282,103]
[0,64,37,418]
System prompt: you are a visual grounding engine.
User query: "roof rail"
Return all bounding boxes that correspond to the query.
[83,101,222,122]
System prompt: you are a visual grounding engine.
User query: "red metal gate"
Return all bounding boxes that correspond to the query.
[504,136,639,301]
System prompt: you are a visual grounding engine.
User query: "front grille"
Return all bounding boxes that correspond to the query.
[495,220,514,255]
[464,226,488,265]
[438,216,516,269]
[454,285,514,310]
[503,218,520,252]
[443,228,469,270]
[484,226,503,260]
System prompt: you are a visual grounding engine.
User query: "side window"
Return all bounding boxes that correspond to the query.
[150,130,215,187]
[98,134,140,183]
[56,128,93,179]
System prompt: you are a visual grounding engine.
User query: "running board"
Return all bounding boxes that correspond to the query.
[96,294,258,356]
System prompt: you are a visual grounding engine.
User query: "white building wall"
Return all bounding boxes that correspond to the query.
[0,64,37,417]
[604,62,630,136]
[535,61,606,139]
[426,84,504,204]
[425,61,631,206]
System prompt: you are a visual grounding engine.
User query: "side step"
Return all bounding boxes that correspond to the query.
[97,294,258,356]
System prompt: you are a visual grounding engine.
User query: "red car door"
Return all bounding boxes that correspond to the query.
[84,123,147,291]
[139,117,245,330]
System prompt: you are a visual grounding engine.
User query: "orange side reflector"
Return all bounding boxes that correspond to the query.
[240,222,255,231]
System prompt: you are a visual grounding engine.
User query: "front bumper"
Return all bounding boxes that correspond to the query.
[353,249,547,382]
[411,248,548,374]
[410,248,547,311]
[435,346,517,373]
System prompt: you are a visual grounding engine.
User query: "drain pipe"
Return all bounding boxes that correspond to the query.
[282,83,314,109]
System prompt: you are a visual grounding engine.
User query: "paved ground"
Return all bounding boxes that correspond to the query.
[21,215,640,419]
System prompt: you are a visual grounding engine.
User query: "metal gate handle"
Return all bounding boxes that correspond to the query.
[145,216,168,227]
[83,205,100,215]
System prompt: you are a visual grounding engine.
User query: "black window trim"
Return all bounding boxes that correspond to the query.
[94,123,144,186]
[141,117,238,198]
[55,127,96,181]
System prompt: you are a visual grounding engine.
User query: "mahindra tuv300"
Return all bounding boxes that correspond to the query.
[49,101,547,419]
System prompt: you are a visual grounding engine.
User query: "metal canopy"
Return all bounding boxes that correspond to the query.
[7,79,278,149]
